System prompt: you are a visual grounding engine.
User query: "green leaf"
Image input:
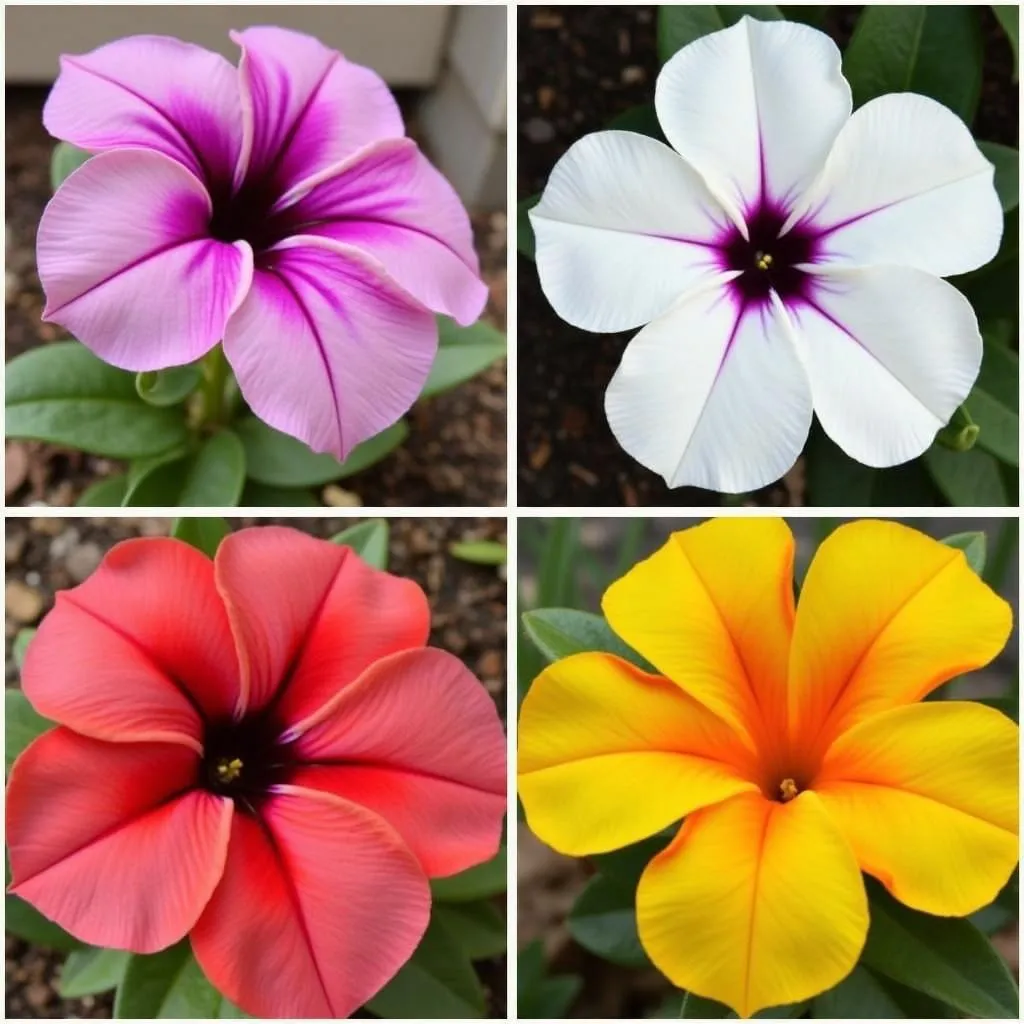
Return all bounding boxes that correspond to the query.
[658,6,782,63]
[679,990,808,1018]
[334,420,409,478]
[605,103,666,142]
[978,695,1019,721]
[433,900,506,960]
[812,965,907,1018]
[940,531,987,574]
[76,474,129,507]
[50,141,91,190]
[842,6,983,121]
[431,845,506,902]
[952,213,1018,323]
[330,518,389,569]
[521,608,653,671]
[13,628,36,671]
[171,517,231,557]
[5,852,82,951]
[964,381,1019,466]
[135,365,202,407]
[6,688,53,774]
[978,142,1019,213]
[115,942,227,1018]
[518,942,582,1018]
[239,480,320,506]
[568,874,649,967]
[778,5,825,27]
[6,342,190,459]
[59,948,131,998]
[590,828,675,888]
[992,6,1019,79]
[978,324,1019,409]
[450,539,507,565]
[365,915,486,1018]
[518,195,540,260]
[123,431,246,506]
[421,318,506,398]
[861,879,1019,1018]
[924,445,1009,506]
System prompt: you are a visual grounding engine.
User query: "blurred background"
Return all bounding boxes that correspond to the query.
[517,516,1019,1018]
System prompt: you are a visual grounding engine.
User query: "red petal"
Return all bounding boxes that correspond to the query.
[294,647,506,875]
[191,787,430,1018]
[23,538,240,745]
[213,527,428,718]
[6,728,231,952]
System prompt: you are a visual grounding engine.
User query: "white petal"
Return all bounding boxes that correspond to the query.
[794,94,1003,277]
[654,17,850,222]
[785,267,983,467]
[531,130,729,333]
[605,284,812,492]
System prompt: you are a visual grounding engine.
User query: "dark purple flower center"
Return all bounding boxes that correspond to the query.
[720,204,818,306]
[202,709,296,809]
[206,175,305,256]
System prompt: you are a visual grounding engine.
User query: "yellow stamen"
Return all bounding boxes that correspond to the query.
[216,757,243,783]
[755,251,773,271]
[779,778,799,802]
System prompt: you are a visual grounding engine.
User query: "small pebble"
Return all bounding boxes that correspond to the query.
[5,580,44,624]
[523,117,555,144]
[66,542,104,583]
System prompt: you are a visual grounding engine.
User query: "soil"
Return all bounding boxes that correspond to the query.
[5,87,507,508]
[4,516,507,1018]
[517,5,1019,507]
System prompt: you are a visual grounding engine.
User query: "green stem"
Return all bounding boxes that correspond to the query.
[200,344,230,428]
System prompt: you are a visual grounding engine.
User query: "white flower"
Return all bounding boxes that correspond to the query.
[530,16,1002,493]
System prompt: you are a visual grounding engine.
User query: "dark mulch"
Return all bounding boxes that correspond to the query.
[5,516,507,1018]
[517,5,1019,507]
[5,87,506,508]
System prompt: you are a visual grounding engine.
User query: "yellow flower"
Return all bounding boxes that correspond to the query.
[518,518,1018,1017]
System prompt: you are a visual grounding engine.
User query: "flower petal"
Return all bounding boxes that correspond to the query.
[518,652,757,856]
[655,17,851,222]
[530,130,729,333]
[602,519,796,764]
[283,138,486,326]
[637,791,867,1018]
[795,94,1002,277]
[293,647,506,874]
[213,528,428,717]
[233,26,403,195]
[39,150,252,371]
[7,728,231,952]
[606,287,812,492]
[786,267,982,467]
[816,701,1019,917]
[789,520,1012,754]
[224,238,436,460]
[22,538,241,749]
[191,787,430,1018]
[43,35,241,184]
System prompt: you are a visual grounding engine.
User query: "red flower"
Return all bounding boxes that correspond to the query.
[6,527,507,1018]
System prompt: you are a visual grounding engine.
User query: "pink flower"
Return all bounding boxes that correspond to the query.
[37,28,488,459]
[6,527,507,1018]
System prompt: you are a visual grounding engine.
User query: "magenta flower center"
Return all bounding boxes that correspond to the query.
[202,710,295,806]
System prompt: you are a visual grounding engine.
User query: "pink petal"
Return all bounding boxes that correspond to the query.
[6,728,231,952]
[294,647,507,876]
[213,527,429,717]
[191,787,430,1018]
[39,150,252,371]
[43,35,242,185]
[223,238,437,459]
[233,26,403,195]
[285,138,488,325]
[23,539,241,745]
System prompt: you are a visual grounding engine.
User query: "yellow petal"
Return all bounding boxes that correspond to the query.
[638,791,867,1018]
[602,518,795,757]
[518,652,756,855]
[790,520,1012,752]
[816,701,1019,916]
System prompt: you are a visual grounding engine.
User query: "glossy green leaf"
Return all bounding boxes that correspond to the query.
[12,628,36,671]
[330,518,389,569]
[978,142,1019,213]
[171,517,231,557]
[590,828,675,887]
[521,608,653,671]
[518,195,540,260]
[951,213,1018,323]
[239,480,320,507]
[6,688,53,774]
[940,531,987,574]
[518,941,582,1019]
[6,342,190,459]
[450,539,507,565]
[115,942,228,1018]
[76,474,129,507]
[59,947,131,998]
[861,879,1019,1018]
[123,431,246,506]
[679,990,808,1018]
[658,6,782,63]
[433,900,506,960]
[812,965,906,1018]
[924,444,1009,506]
[992,6,1019,79]
[334,420,409,478]
[964,381,1019,466]
[978,325,1019,408]
[365,915,486,1018]
[843,6,983,120]
[421,318,506,398]
[431,846,506,902]
[50,141,91,190]
[135,365,202,407]
[568,874,648,967]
